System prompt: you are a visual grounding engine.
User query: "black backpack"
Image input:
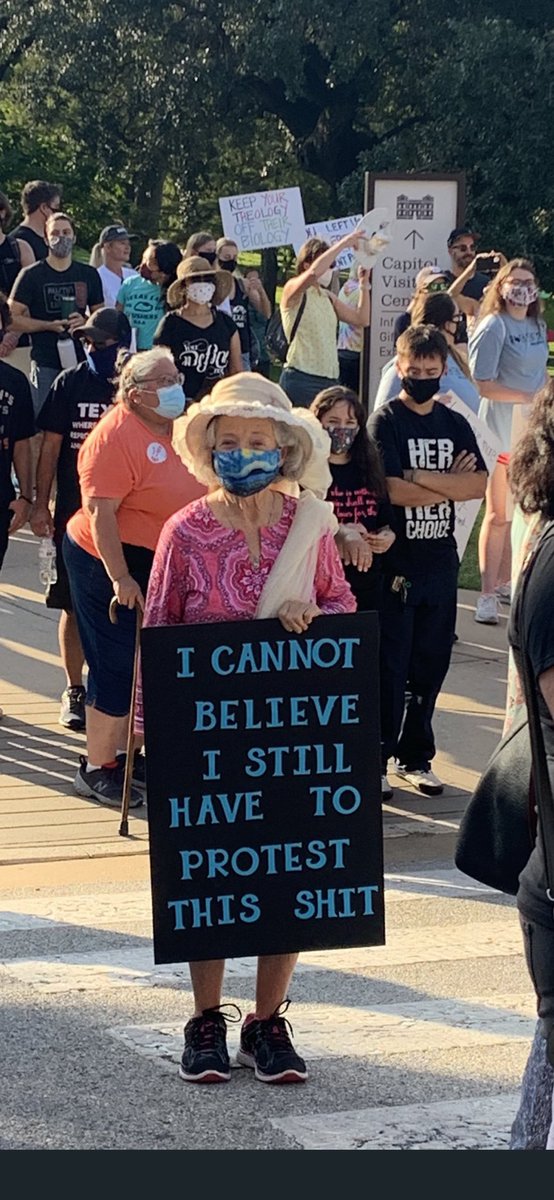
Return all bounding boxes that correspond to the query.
[265,294,307,364]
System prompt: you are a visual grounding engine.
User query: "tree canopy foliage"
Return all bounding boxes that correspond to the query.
[1,0,553,282]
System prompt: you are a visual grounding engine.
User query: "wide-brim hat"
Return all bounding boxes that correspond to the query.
[166,255,233,308]
[172,373,332,497]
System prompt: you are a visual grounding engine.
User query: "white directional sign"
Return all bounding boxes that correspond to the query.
[366,176,463,409]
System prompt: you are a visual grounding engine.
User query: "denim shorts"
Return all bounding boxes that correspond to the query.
[279,366,338,409]
[63,533,139,717]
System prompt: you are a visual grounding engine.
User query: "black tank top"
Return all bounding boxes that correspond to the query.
[229,279,252,356]
[0,235,21,295]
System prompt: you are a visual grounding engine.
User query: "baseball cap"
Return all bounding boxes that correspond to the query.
[99,224,136,244]
[74,307,132,345]
[447,225,479,248]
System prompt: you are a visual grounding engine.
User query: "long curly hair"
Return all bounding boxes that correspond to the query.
[509,380,554,517]
[477,258,543,323]
[311,385,387,497]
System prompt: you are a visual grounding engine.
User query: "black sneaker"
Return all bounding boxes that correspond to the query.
[116,750,146,792]
[59,686,86,731]
[237,1001,308,1083]
[179,1005,241,1084]
[74,756,144,808]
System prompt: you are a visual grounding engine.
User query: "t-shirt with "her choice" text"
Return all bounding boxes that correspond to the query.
[368,397,486,577]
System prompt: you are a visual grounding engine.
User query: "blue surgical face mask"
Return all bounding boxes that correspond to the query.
[212,447,282,496]
[153,383,186,419]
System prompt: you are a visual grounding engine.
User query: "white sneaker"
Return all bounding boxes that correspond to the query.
[495,583,511,605]
[381,774,393,800]
[395,766,444,795]
[474,593,499,625]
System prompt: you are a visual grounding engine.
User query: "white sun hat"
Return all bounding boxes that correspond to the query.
[172,372,332,497]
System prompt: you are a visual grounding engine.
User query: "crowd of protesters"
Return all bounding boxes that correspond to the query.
[0,178,552,1108]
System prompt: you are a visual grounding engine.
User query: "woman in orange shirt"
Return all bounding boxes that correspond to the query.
[63,347,204,808]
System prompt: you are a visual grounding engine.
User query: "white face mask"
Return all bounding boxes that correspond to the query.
[187,281,216,305]
[318,268,333,289]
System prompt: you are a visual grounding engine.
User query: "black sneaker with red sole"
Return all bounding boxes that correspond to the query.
[179,1005,241,1083]
[237,1003,308,1084]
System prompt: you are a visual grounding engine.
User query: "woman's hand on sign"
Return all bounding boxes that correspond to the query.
[278,599,322,634]
[113,572,145,611]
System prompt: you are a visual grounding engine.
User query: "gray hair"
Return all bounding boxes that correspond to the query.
[117,347,175,408]
[205,415,307,480]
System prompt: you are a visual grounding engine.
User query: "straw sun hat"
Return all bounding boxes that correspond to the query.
[173,373,333,498]
[166,255,234,308]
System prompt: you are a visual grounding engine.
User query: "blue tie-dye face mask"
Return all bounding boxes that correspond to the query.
[212,448,282,496]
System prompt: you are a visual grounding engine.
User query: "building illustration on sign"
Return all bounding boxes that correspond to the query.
[396,194,434,220]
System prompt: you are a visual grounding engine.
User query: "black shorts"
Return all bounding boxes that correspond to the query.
[45,533,73,612]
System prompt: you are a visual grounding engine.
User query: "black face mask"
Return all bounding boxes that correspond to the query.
[219,258,237,272]
[88,342,120,380]
[401,375,442,405]
[201,250,217,265]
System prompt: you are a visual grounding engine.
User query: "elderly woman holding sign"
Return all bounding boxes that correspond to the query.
[137,373,355,1085]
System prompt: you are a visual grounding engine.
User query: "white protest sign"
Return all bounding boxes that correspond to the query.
[439,390,500,560]
[302,215,363,269]
[219,187,306,252]
[367,177,461,407]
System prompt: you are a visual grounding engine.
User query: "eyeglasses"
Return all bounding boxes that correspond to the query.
[187,275,215,284]
[451,243,475,253]
[139,372,184,388]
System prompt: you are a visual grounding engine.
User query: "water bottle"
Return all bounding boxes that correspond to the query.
[38,537,57,587]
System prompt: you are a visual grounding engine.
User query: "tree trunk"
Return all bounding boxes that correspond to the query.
[132,162,167,242]
[261,248,278,308]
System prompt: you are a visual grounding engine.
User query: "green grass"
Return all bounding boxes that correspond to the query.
[458,502,483,591]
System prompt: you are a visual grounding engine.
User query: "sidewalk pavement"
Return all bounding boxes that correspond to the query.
[0,530,510,873]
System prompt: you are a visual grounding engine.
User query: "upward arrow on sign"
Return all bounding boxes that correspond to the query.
[403,229,424,250]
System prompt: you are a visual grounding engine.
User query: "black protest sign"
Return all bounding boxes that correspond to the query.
[141,612,384,964]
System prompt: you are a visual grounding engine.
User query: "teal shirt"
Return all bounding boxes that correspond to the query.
[116,276,165,350]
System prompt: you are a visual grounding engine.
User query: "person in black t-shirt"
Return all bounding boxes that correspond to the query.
[0,293,34,568]
[9,211,104,418]
[368,324,487,799]
[216,238,267,370]
[503,383,554,1149]
[443,226,506,332]
[155,255,242,400]
[11,179,62,263]
[0,191,36,371]
[311,385,395,611]
[30,308,132,731]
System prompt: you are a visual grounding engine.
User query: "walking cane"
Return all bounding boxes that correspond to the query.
[109,595,143,838]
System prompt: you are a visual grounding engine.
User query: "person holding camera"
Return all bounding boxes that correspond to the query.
[8,212,103,418]
[469,258,549,625]
[443,226,492,313]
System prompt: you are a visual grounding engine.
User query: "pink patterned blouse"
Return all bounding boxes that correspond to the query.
[135,493,355,731]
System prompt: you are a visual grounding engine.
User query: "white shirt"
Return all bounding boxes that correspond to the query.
[97,264,137,308]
